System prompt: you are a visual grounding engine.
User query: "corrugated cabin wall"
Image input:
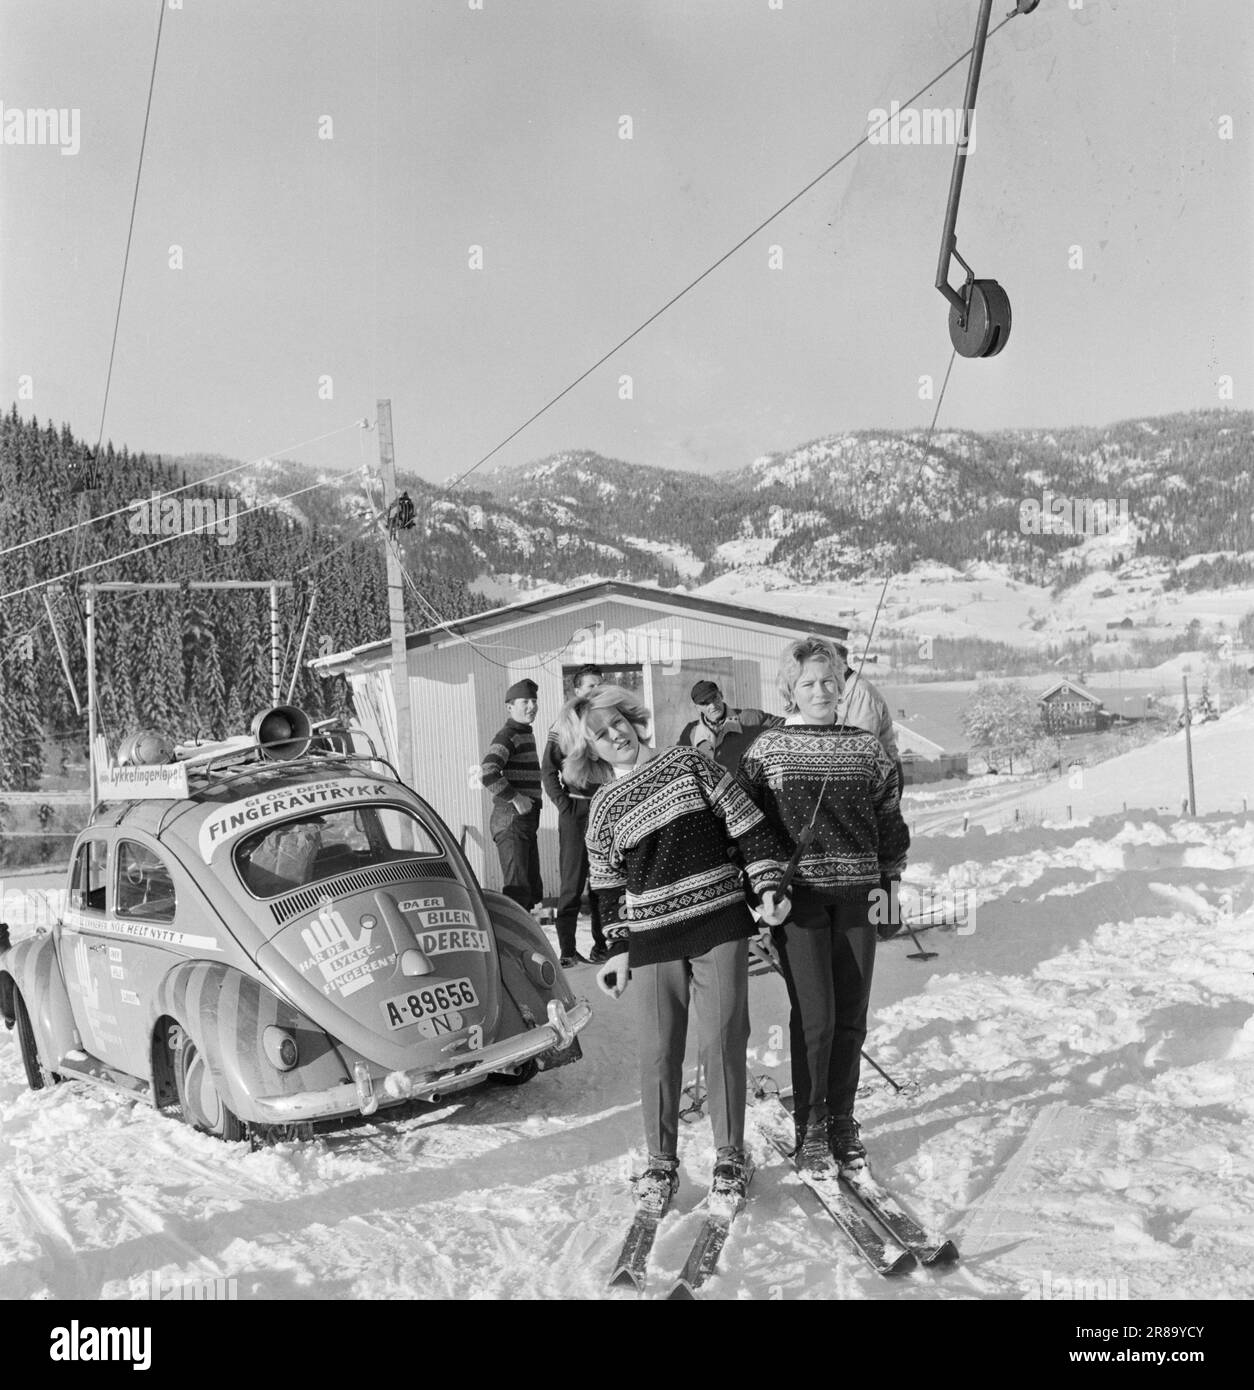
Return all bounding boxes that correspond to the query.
[396,597,804,901]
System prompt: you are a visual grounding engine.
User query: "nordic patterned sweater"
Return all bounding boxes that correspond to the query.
[479,719,543,804]
[585,746,788,967]
[738,724,910,898]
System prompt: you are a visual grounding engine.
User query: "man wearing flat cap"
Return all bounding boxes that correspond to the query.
[678,678,772,774]
[480,677,545,910]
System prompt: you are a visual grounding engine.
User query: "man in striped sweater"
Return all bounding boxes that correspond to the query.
[480,678,544,912]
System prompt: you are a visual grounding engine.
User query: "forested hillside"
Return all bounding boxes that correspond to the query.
[3,406,1250,791]
[0,410,487,789]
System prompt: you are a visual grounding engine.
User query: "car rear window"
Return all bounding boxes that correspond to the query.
[233,804,441,898]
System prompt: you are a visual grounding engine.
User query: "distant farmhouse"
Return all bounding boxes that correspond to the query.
[311,581,848,895]
[1038,678,1108,734]
[894,722,968,784]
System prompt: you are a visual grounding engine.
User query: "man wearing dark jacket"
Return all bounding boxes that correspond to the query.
[480,678,544,911]
[540,665,607,967]
[678,679,772,774]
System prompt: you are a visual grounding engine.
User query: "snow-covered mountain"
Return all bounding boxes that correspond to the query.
[175,409,1254,595]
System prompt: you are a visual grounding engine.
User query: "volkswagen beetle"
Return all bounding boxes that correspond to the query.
[0,708,590,1141]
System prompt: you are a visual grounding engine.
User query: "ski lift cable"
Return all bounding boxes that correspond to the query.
[0,471,368,604]
[62,0,167,607]
[0,419,370,562]
[442,12,1018,496]
[92,0,167,469]
[778,345,958,896]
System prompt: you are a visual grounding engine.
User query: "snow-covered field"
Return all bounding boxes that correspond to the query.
[697,560,1254,665]
[3,746,1252,1302]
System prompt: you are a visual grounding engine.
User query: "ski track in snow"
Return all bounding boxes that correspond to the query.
[2,808,1253,1301]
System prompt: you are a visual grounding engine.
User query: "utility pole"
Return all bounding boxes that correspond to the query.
[1182,674,1196,816]
[86,587,98,805]
[376,399,416,787]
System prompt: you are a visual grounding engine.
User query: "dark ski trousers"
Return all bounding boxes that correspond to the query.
[555,800,604,956]
[491,803,543,911]
[773,887,877,1132]
[632,935,750,1167]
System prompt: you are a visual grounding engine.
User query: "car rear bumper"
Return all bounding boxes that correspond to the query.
[252,998,592,1122]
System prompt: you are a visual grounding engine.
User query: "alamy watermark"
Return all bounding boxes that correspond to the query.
[1,101,80,156]
[1020,1268,1131,1301]
[137,1271,239,1301]
[870,882,977,935]
[1019,491,1131,540]
[128,493,239,546]
[0,884,65,928]
[569,623,682,675]
[868,101,976,152]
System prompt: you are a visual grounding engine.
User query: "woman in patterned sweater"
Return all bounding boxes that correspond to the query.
[558,685,791,1215]
[738,636,910,1180]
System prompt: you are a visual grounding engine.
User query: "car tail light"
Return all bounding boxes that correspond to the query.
[525,951,556,989]
[263,1026,299,1071]
[399,948,434,977]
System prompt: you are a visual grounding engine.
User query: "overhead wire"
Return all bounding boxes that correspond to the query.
[443,12,1015,495]
[0,419,372,562]
[0,471,369,603]
[93,0,167,468]
[393,12,1017,680]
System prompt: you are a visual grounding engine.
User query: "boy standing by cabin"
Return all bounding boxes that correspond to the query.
[480,678,544,911]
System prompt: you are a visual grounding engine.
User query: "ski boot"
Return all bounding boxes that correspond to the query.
[709,1151,755,1219]
[633,1164,680,1217]
[829,1113,867,1173]
[796,1121,840,1182]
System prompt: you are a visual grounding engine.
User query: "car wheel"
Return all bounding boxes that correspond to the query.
[14,988,60,1091]
[170,1025,246,1142]
[493,1058,539,1087]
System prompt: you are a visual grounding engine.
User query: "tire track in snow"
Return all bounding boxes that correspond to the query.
[7,1176,94,1300]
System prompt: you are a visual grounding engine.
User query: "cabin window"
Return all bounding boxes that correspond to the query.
[70,839,109,912]
[115,840,177,923]
[234,804,441,898]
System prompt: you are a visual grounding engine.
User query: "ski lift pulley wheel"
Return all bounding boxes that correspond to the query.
[949,278,1012,359]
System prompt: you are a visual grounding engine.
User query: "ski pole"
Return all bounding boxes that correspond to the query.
[747,940,910,1095]
[858,1050,906,1095]
[903,921,938,962]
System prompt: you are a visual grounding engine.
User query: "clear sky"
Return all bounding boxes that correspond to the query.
[1,0,1250,485]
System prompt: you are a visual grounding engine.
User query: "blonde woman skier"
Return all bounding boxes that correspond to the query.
[557,684,791,1218]
[738,636,910,1180]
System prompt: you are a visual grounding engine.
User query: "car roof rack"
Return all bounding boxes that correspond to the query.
[181,726,404,788]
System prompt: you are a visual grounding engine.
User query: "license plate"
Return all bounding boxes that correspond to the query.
[380,977,479,1032]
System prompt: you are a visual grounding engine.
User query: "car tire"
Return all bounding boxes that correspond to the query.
[14,988,59,1091]
[493,1058,539,1087]
[170,1025,246,1142]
